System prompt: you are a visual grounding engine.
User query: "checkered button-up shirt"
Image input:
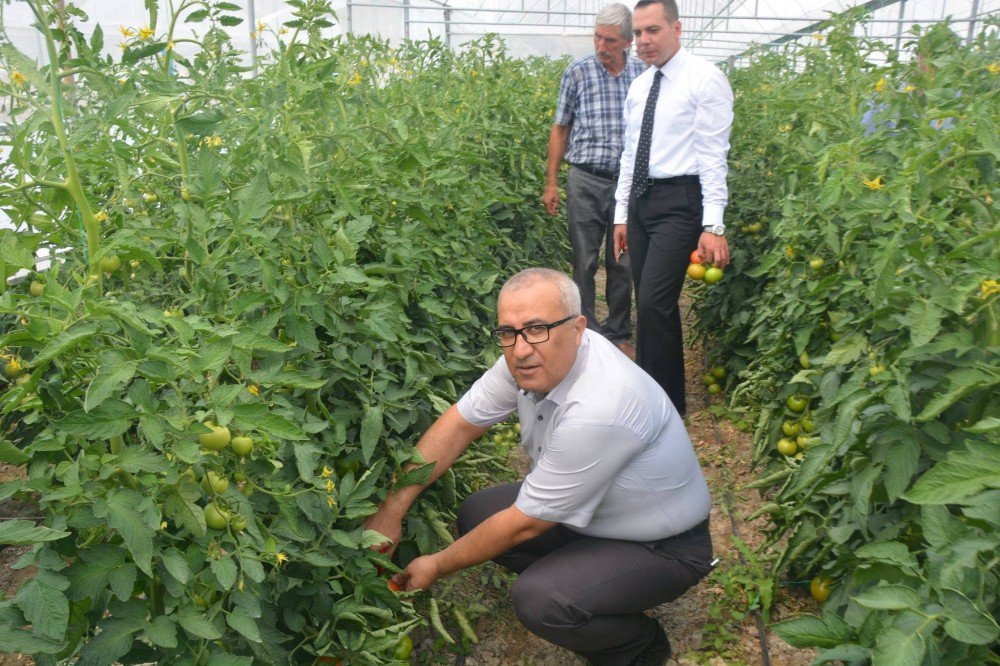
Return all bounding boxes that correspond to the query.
[555,54,647,173]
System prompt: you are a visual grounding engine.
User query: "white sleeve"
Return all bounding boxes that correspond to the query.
[693,65,734,228]
[614,79,643,226]
[455,355,518,427]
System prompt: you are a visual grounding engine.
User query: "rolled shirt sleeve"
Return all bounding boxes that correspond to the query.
[456,356,519,428]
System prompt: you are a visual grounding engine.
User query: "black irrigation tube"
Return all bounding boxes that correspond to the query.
[702,361,772,666]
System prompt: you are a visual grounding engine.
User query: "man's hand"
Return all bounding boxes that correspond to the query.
[697,232,730,269]
[362,510,403,558]
[393,554,441,592]
[542,183,561,216]
[613,224,628,261]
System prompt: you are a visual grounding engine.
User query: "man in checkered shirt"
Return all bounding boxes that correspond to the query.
[543,3,647,360]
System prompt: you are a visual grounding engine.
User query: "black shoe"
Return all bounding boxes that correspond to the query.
[631,623,671,666]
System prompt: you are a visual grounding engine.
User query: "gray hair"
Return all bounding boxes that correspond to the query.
[595,3,633,40]
[500,268,582,317]
[634,0,679,22]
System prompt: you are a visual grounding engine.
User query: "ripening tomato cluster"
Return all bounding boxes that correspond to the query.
[686,250,724,285]
[701,365,727,396]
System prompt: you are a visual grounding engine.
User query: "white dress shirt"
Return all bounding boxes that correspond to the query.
[456,330,711,541]
[614,47,734,229]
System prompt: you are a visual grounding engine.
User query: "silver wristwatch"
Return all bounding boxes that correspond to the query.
[705,225,726,236]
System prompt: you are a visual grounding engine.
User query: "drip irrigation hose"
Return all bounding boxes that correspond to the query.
[702,361,772,666]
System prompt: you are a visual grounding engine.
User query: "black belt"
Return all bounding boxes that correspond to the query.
[659,518,709,543]
[572,163,619,180]
[647,174,700,186]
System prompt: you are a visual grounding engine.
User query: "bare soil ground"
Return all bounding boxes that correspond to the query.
[0,273,819,666]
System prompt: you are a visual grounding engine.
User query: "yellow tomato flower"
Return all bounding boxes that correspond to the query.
[862,175,884,190]
[347,72,361,85]
[94,211,108,223]
[247,384,259,396]
[120,26,136,37]
[989,63,999,75]
[139,26,154,40]
[785,245,795,258]
[160,521,168,530]
[166,41,174,51]
[813,33,824,41]
[279,27,288,35]
[875,78,887,92]
[903,84,916,93]
[327,496,337,508]
[275,552,288,565]
[257,20,267,32]
[10,71,26,87]
[981,279,1000,299]
[325,479,335,493]
[118,41,128,51]
[320,465,333,478]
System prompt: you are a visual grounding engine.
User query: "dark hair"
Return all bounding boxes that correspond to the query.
[634,0,679,22]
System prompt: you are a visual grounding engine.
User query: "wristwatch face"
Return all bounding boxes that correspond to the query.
[708,225,725,236]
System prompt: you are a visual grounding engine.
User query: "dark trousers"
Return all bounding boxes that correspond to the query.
[567,166,633,344]
[457,483,713,666]
[628,178,704,416]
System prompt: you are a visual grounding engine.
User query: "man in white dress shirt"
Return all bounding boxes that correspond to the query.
[364,268,713,665]
[613,0,734,416]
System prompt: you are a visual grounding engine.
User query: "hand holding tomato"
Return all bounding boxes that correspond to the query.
[395,555,441,591]
[698,233,730,269]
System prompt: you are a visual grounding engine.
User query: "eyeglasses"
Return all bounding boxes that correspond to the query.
[490,315,577,348]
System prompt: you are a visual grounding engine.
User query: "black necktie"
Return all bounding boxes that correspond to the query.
[632,70,663,200]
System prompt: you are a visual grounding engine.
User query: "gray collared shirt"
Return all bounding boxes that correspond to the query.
[457,330,711,541]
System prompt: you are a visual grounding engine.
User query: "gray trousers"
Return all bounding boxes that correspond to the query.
[457,482,713,665]
[566,166,633,343]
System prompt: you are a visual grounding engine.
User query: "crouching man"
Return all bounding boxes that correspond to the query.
[364,268,713,665]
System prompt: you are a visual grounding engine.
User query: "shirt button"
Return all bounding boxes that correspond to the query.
[537,415,543,421]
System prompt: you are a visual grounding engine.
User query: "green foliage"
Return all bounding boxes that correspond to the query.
[0,1,565,662]
[696,15,1000,663]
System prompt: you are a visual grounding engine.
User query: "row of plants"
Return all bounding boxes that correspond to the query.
[0,0,565,663]
[692,12,999,664]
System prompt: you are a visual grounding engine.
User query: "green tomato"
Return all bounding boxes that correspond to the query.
[776,438,798,456]
[782,420,801,437]
[703,266,724,285]
[707,383,722,395]
[29,281,45,297]
[711,366,726,380]
[231,436,254,456]
[99,254,122,274]
[799,352,811,369]
[702,373,718,386]
[201,471,229,496]
[204,503,230,530]
[3,357,24,379]
[230,516,248,532]
[393,634,414,660]
[808,257,825,271]
[786,395,809,413]
[801,417,815,433]
[199,423,231,450]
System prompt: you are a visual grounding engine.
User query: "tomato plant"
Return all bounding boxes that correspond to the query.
[688,14,1000,663]
[0,1,564,662]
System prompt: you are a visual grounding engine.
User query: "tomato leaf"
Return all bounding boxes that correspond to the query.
[104,490,157,576]
[0,519,69,545]
[852,584,923,610]
[58,400,137,439]
[940,588,1000,645]
[770,611,854,649]
[226,608,262,643]
[178,611,223,640]
[0,437,31,464]
[85,351,138,412]
[34,322,100,366]
[360,404,384,465]
[211,555,238,590]
[145,615,178,648]
[14,579,69,641]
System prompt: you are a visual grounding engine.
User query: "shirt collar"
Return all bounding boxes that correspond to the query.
[526,330,591,406]
[656,46,688,81]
